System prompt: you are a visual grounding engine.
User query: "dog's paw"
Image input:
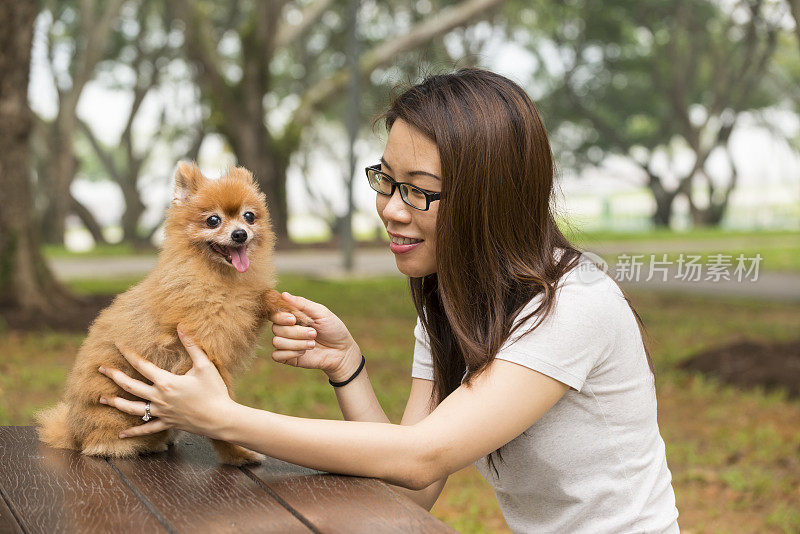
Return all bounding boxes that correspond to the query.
[268,289,314,327]
[212,440,264,466]
[220,448,265,466]
[289,308,313,327]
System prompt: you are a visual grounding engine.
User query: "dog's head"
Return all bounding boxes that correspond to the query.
[164,162,274,273]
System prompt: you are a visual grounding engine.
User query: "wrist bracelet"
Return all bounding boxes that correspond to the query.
[329,354,366,387]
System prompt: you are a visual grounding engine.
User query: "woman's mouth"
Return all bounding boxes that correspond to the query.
[389,235,423,254]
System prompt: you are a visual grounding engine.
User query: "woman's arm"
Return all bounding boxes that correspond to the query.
[392,377,448,510]
[270,295,440,506]
[328,352,390,424]
[103,333,568,491]
[104,323,569,493]
[213,357,568,490]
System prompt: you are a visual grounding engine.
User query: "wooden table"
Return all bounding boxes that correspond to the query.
[0,427,454,533]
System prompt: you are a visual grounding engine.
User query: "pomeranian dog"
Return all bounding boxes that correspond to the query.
[37,162,304,465]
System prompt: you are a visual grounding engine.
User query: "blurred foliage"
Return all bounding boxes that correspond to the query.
[501,0,797,226]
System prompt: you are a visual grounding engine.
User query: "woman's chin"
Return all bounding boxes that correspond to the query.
[394,258,435,278]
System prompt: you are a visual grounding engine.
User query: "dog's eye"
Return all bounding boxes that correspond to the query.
[243,211,255,224]
[206,215,221,228]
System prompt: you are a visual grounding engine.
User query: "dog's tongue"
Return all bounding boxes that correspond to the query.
[230,246,250,273]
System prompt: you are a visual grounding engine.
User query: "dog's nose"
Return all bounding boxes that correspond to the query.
[231,229,248,243]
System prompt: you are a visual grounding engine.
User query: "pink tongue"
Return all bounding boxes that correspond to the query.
[230,246,250,273]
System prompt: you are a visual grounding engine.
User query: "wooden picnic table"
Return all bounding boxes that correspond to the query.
[0,427,454,533]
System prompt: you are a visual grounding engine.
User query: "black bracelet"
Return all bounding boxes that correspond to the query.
[328,354,366,387]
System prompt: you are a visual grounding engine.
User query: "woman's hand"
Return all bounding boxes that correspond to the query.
[270,292,363,382]
[98,326,237,439]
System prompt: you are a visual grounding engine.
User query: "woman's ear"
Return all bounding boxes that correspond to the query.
[173,161,206,203]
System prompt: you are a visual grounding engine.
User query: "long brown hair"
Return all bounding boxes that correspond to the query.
[374,68,655,475]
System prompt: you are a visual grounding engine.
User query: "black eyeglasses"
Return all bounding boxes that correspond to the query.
[365,164,442,211]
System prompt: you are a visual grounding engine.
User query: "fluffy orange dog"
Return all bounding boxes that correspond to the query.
[37,162,300,465]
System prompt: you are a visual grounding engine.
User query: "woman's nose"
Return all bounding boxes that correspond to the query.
[380,189,412,224]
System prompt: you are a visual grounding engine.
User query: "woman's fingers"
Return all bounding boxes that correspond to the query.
[100,395,152,418]
[176,325,213,370]
[281,292,330,321]
[120,418,170,438]
[98,366,158,400]
[272,324,317,340]
[114,343,171,383]
[269,311,298,325]
[272,335,315,351]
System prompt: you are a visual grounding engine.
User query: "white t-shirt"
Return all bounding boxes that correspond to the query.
[411,253,680,533]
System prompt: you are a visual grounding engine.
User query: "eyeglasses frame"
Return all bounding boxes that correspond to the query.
[365,164,442,211]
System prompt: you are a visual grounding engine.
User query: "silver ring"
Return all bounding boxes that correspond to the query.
[142,401,152,422]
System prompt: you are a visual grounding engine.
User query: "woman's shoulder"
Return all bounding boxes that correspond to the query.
[521,251,626,320]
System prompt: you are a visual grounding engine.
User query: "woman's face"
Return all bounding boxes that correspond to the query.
[376,119,441,278]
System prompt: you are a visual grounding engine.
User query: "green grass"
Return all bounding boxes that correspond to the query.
[561,226,799,244]
[1,275,799,532]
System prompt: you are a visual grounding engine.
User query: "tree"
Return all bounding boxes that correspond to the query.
[789,0,800,51]
[79,0,203,248]
[174,0,506,241]
[32,0,125,245]
[511,0,784,227]
[0,1,77,317]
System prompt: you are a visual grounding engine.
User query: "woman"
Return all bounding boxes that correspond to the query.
[99,68,680,533]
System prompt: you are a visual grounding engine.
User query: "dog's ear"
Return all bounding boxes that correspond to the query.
[173,161,206,204]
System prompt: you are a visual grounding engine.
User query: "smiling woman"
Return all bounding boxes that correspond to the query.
[98,68,679,533]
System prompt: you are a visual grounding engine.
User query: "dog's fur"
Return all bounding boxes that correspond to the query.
[36,162,300,465]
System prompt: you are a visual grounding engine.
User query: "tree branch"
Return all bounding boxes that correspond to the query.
[70,192,108,245]
[173,0,241,122]
[70,0,126,103]
[290,0,507,127]
[77,118,120,183]
[274,0,335,48]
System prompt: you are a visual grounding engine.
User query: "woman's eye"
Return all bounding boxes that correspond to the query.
[206,215,221,228]
[243,211,255,224]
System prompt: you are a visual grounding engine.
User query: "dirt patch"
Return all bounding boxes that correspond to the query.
[678,339,800,398]
[0,294,114,332]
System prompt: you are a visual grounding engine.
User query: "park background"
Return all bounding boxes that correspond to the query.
[1,0,799,532]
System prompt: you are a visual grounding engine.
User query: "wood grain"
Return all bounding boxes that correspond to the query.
[109,433,311,533]
[0,426,166,533]
[0,427,453,533]
[0,486,23,534]
[246,465,457,533]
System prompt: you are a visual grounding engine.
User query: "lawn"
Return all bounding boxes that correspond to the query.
[1,274,798,533]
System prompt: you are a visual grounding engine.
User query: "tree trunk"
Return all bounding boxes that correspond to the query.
[0,2,78,316]
[39,117,79,244]
[644,169,678,228]
[251,147,290,244]
[225,121,293,243]
[119,176,148,246]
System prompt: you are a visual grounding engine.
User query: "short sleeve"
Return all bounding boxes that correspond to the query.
[411,317,435,381]
[496,270,620,392]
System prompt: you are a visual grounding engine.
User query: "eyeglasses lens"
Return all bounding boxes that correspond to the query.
[399,185,427,210]
[368,169,393,195]
[367,168,429,210]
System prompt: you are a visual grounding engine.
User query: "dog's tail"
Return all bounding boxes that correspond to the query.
[35,402,76,450]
